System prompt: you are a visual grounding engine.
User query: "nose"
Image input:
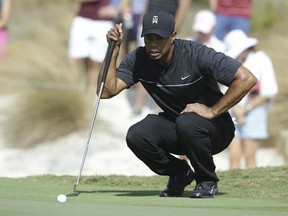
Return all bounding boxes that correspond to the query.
[148,38,160,49]
[145,34,161,43]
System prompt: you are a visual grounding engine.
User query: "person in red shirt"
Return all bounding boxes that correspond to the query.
[210,0,252,40]
[68,0,118,89]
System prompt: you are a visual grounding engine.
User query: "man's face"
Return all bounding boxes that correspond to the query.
[236,49,250,63]
[196,31,212,44]
[144,33,175,63]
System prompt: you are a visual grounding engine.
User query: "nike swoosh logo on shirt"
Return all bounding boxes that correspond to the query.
[181,75,191,80]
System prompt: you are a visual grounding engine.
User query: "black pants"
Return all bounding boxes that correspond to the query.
[126,112,235,182]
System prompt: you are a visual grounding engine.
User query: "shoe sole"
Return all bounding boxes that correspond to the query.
[190,188,218,198]
[190,193,215,198]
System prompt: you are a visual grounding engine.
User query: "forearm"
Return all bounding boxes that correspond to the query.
[0,21,8,29]
[0,0,12,28]
[211,66,257,117]
[118,0,131,11]
[70,0,99,3]
[175,0,190,32]
[97,45,121,98]
[244,95,270,109]
[210,0,217,11]
[99,23,127,98]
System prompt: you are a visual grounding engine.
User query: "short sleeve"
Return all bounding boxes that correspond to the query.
[117,49,138,87]
[193,44,242,87]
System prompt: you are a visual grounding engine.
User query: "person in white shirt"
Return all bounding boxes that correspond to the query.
[224,29,278,169]
[187,9,225,52]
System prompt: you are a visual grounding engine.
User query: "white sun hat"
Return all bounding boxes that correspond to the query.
[224,29,258,58]
[192,10,216,34]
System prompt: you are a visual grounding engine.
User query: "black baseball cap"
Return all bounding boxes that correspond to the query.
[141,10,175,38]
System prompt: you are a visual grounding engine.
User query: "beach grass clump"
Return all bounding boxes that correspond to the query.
[2,86,90,148]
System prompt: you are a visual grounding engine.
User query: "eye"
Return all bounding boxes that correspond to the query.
[145,34,165,41]
[146,34,153,40]
[154,35,164,40]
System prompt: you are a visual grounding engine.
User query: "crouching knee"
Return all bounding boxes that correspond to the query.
[176,113,202,136]
[126,124,143,151]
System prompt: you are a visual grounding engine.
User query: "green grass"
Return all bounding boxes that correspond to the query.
[1,166,287,216]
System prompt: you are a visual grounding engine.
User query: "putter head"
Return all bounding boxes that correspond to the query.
[65,184,80,197]
[66,192,79,197]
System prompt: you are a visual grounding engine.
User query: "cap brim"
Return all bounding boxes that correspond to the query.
[193,23,212,34]
[226,38,258,58]
[141,28,171,38]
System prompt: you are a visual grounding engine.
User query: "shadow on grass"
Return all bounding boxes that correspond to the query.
[76,190,159,197]
[75,190,228,197]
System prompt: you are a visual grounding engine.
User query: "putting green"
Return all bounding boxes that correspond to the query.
[1,197,287,216]
[1,167,288,216]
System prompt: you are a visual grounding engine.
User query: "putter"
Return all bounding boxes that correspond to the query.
[66,41,116,197]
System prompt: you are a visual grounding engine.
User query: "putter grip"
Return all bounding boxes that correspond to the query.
[101,41,116,84]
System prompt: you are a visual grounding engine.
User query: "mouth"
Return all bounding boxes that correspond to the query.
[149,50,160,59]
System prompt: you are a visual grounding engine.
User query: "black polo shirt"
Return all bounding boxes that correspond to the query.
[117,39,241,120]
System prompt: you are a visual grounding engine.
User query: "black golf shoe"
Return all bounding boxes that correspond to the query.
[159,168,194,197]
[190,181,218,198]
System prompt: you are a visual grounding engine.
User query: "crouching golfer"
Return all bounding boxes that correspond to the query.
[98,10,257,198]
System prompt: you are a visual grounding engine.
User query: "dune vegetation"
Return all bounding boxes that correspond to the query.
[0,0,287,158]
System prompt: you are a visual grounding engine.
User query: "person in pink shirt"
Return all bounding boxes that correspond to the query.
[0,0,12,61]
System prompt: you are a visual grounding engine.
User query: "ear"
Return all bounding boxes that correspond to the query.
[171,31,177,43]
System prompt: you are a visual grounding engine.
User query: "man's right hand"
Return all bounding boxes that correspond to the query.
[106,23,124,47]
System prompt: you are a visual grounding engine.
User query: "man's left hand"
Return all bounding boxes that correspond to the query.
[181,103,215,120]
